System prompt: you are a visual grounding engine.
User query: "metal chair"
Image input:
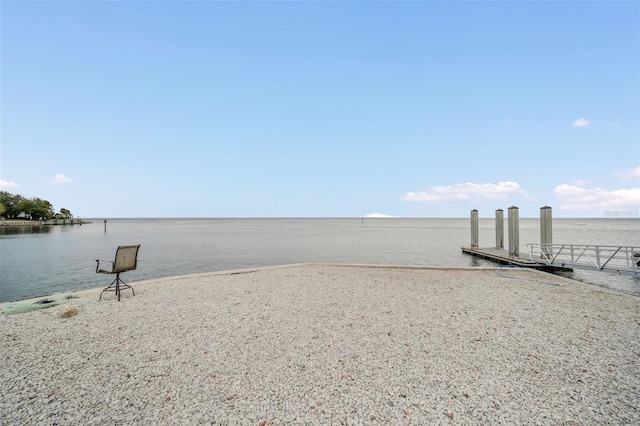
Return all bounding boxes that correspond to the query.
[97,245,141,301]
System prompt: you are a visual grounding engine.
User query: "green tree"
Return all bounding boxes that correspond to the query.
[30,198,54,221]
[15,197,53,221]
[0,192,65,221]
[15,198,32,219]
[0,192,25,219]
[59,208,73,219]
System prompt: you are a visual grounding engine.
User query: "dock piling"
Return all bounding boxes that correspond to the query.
[540,206,552,258]
[495,209,504,249]
[508,206,519,258]
[470,209,479,249]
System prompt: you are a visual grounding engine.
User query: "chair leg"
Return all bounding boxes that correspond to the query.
[99,277,119,301]
[117,275,135,300]
[116,275,121,301]
[98,273,135,301]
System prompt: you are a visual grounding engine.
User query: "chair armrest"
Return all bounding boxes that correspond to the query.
[96,260,114,273]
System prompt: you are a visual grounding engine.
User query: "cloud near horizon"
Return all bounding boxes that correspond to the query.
[50,174,73,184]
[572,118,590,127]
[0,179,19,188]
[365,213,396,218]
[401,181,533,203]
[554,182,640,211]
[612,166,640,180]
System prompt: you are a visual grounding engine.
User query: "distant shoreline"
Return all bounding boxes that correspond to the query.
[0,219,91,226]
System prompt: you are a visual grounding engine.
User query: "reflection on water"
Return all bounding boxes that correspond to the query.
[0,225,53,236]
[470,257,483,267]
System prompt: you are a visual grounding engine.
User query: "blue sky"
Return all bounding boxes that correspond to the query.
[2,1,639,218]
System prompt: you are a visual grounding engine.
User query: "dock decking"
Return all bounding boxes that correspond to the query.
[461,247,573,273]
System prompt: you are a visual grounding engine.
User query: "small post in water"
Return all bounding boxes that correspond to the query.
[495,209,504,249]
[104,219,107,233]
[470,209,479,249]
[540,206,553,259]
[508,206,519,257]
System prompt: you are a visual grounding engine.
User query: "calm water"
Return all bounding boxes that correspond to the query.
[1,218,638,302]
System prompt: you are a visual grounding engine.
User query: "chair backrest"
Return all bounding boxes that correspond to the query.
[113,245,141,273]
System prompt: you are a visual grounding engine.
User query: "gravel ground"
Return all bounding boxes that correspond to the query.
[1,264,639,425]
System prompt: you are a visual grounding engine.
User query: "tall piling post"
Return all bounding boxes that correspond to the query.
[495,209,504,249]
[508,206,519,257]
[470,209,479,249]
[540,206,553,258]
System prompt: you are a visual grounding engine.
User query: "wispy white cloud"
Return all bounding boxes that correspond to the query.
[503,119,511,126]
[609,122,621,128]
[0,179,19,188]
[554,182,640,211]
[572,118,590,127]
[365,213,396,218]
[612,166,640,180]
[50,174,74,184]
[401,181,533,203]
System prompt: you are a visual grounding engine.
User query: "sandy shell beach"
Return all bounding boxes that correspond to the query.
[1,264,638,425]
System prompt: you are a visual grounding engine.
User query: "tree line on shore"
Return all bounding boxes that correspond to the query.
[0,191,73,221]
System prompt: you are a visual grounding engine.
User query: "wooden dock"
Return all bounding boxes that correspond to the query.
[463,206,636,276]
[461,247,573,273]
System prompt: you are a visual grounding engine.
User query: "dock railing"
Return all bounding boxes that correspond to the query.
[527,244,640,277]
